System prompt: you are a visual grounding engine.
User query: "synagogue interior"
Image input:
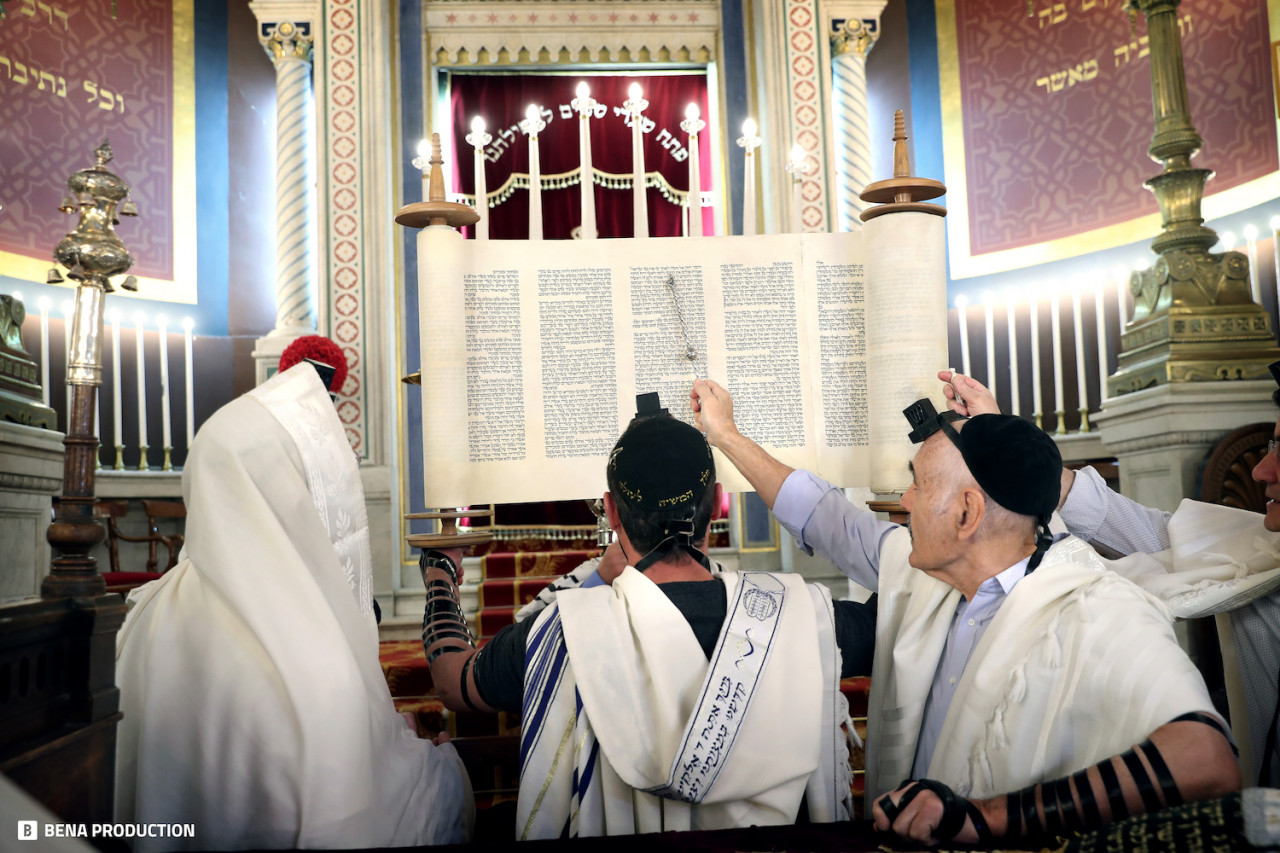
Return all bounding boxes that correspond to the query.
[3,0,1280,850]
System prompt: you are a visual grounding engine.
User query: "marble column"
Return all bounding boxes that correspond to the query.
[830,18,879,232]
[251,10,317,384]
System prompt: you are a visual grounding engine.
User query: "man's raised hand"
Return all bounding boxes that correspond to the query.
[938,370,1000,417]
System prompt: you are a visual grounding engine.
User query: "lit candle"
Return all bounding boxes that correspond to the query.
[1271,215,1280,316]
[1221,231,1237,252]
[109,308,122,467]
[134,311,149,470]
[413,139,429,201]
[1028,286,1043,423]
[37,297,50,406]
[520,104,545,240]
[1094,279,1109,404]
[1072,282,1088,418]
[465,116,491,240]
[1005,289,1020,417]
[182,317,195,450]
[1244,223,1262,304]
[954,294,972,376]
[573,82,598,239]
[786,144,807,234]
[982,291,998,400]
[625,83,649,238]
[737,118,761,237]
[681,102,706,238]
[1050,284,1066,433]
[157,315,172,468]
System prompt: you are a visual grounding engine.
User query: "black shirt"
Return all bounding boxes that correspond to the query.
[471,579,876,714]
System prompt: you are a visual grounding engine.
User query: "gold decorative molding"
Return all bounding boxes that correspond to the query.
[259,20,315,64]
[832,18,877,57]
[424,0,720,67]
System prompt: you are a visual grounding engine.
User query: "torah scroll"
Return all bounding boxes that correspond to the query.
[416,220,945,507]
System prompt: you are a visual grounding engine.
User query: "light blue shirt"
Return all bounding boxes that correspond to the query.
[772,469,1032,777]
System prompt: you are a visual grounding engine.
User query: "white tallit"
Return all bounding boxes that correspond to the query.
[516,568,854,839]
[867,528,1217,802]
[114,365,471,851]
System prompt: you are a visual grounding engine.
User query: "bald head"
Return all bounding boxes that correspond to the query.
[901,425,1039,595]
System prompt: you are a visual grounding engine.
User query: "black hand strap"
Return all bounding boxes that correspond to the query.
[878,779,991,843]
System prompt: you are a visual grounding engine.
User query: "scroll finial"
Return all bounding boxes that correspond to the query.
[892,110,910,180]
[94,139,114,168]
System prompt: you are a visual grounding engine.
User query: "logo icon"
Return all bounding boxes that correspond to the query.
[18,821,37,840]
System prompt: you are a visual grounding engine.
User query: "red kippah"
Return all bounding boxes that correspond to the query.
[279,335,348,392]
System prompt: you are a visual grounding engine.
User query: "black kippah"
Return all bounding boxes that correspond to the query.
[609,415,715,515]
[950,414,1062,518]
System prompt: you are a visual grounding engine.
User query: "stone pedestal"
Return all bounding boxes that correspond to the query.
[0,422,64,602]
[1094,380,1275,512]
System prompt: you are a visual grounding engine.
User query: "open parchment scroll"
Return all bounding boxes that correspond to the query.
[416,219,946,507]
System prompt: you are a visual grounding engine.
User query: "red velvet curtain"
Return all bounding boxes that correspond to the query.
[449,73,712,240]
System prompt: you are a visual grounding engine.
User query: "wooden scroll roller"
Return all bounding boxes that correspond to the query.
[396,133,491,552]
[858,109,947,221]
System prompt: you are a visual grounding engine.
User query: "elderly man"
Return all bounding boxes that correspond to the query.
[943,366,1280,788]
[692,377,1239,845]
[420,395,878,838]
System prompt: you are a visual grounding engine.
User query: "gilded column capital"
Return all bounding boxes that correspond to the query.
[259,20,314,65]
[831,18,878,58]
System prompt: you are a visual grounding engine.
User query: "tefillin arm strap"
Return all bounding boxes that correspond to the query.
[1002,714,1229,839]
[420,550,475,665]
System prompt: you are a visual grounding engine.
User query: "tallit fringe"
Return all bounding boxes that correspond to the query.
[989,704,1008,749]
[1040,607,1063,668]
[1007,665,1027,704]
[1202,551,1251,580]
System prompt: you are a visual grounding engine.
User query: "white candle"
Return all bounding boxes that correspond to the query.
[1072,283,1088,416]
[521,104,545,241]
[134,311,148,468]
[1028,287,1043,419]
[787,144,806,234]
[1271,216,1280,316]
[1050,286,1066,421]
[982,291,998,400]
[182,317,194,449]
[109,308,122,452]
[157,315,172,453]
[738,119,761,237]
[1245,223,1262,304]
[625,83,648,239]
[681,103,705,238]
[1094,280,1109,404]
[37,297,50,406]
[954,294,972,376]
[465,116,491,240]
[573,82,598,239]
[414,139,429,201]
[1005,289,1020,417]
